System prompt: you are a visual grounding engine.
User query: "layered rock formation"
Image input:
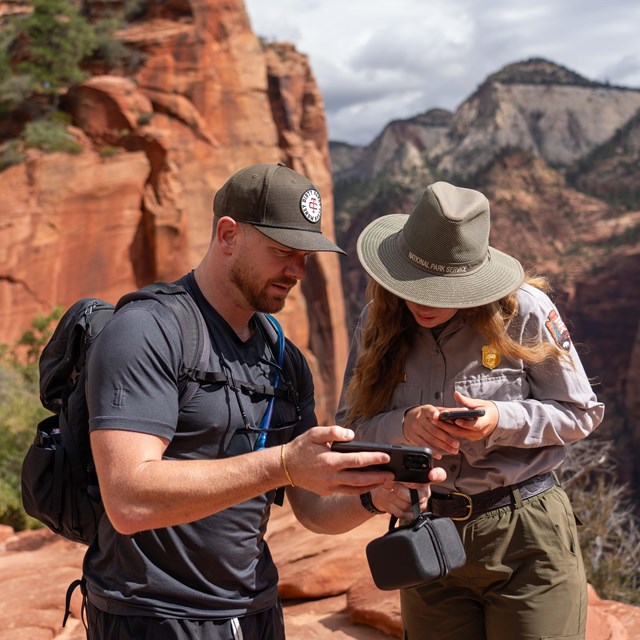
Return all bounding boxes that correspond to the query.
[439,60,640,178]
[335,58,640,184]
[0,0,347,420]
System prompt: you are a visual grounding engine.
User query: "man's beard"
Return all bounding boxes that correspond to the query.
[229,259,296,314]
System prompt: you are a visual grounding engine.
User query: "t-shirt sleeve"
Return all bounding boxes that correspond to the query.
[86,302,183,442]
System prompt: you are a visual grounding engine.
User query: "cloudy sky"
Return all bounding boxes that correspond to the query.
[244,0,640,146]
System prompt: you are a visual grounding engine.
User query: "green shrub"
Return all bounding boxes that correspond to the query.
[99,145,120,158]
[0,358,47,530]
[122,0,147,20]
[560,439,640,605]
[0,140,25,172]
[0,51,13,86]
[16,0,96,92]
[0,20,17,84]
[17,306,62,369]
[0,307,61,530]
[93,33,131,70]
[137,112,154,126]
[0,74,33,111]
[22,118,83,154]
[90,15,144,73]
[0,0,147,130]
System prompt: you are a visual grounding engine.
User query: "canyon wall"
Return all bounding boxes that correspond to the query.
[0,0,347,421]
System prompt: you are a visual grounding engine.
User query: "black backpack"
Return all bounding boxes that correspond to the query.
[21,281,294,545]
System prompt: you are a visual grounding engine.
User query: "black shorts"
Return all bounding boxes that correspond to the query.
[86,600,286,640]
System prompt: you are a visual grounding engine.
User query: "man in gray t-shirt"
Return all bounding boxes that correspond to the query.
[85,163,445,640]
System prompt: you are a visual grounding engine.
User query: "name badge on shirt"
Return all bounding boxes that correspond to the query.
[481,346,501,370]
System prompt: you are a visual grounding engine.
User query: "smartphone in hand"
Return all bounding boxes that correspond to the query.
[439,409,485,423]
[331,441,432,483]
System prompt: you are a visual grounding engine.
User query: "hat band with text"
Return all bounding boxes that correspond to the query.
[395,232,489,276]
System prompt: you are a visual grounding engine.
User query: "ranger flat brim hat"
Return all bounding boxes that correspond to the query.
[214,163,346,255]
[356,181,524,308]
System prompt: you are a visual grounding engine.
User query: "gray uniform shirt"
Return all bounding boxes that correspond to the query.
[84,273,315,619]
[337,283,604,494]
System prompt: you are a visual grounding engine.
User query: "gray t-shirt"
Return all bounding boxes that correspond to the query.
[84,272,316,619]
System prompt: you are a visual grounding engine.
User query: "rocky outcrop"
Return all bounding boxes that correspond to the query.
[338,59,640,185]
[0,0,346,420]
[2,514,640,640]
[332,109,452,184]
[570,107,640,209]
[436,59,640,178]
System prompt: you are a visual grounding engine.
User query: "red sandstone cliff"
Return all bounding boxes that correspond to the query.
[0,0,346,421]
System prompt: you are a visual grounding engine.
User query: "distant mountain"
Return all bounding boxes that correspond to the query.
[330,108,453,184]
[334,58,640,185]
[485,56,602,86]
[331,57,640,498]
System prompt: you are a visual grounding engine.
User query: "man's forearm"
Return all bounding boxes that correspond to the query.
[287,488,375,534]
[92,430,288,535]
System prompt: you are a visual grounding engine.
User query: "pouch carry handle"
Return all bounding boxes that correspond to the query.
[388,487,425,530]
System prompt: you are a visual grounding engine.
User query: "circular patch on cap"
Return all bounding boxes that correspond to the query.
[300,189,322,223]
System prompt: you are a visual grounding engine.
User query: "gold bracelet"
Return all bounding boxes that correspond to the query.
[281,443,296,487]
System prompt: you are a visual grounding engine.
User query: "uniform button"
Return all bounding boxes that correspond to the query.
[450,465,457,472]
[434,391,441,399]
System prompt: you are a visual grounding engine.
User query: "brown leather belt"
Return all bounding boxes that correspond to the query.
[429,472,558,521]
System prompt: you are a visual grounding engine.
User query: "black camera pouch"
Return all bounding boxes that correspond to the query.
[365,489,466,590]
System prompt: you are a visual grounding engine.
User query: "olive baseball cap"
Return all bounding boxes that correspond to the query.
[357,181,524,308]
[213,163,346,254]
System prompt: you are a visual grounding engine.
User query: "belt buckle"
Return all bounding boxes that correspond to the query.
[449,491,473,521]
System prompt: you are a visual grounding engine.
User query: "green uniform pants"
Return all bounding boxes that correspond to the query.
[401,485,587,640]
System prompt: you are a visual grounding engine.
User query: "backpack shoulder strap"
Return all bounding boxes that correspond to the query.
[281,338,298,399]
[257,313,300,507]
[261,314,299,400]
[116,282,217,410]
[115,286,300,412]
[261,313,284,361]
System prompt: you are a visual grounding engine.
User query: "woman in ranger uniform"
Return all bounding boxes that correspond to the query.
[337,181,604,640]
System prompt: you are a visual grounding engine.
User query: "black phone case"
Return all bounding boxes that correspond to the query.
[332,441,432,483]
[440,409,485,421]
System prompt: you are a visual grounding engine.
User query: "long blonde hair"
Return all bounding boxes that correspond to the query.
[343,276,565,426]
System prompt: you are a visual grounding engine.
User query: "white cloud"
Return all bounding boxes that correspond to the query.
[245,0,640,145]
[602,55,640,86]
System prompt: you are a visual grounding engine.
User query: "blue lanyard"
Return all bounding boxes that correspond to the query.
[254,313,284,450]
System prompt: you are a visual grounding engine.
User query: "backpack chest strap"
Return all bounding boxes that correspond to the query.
[184,367,297,402]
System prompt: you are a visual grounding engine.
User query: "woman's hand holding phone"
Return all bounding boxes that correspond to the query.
[402,391,499,455]
[435,392,499,441]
